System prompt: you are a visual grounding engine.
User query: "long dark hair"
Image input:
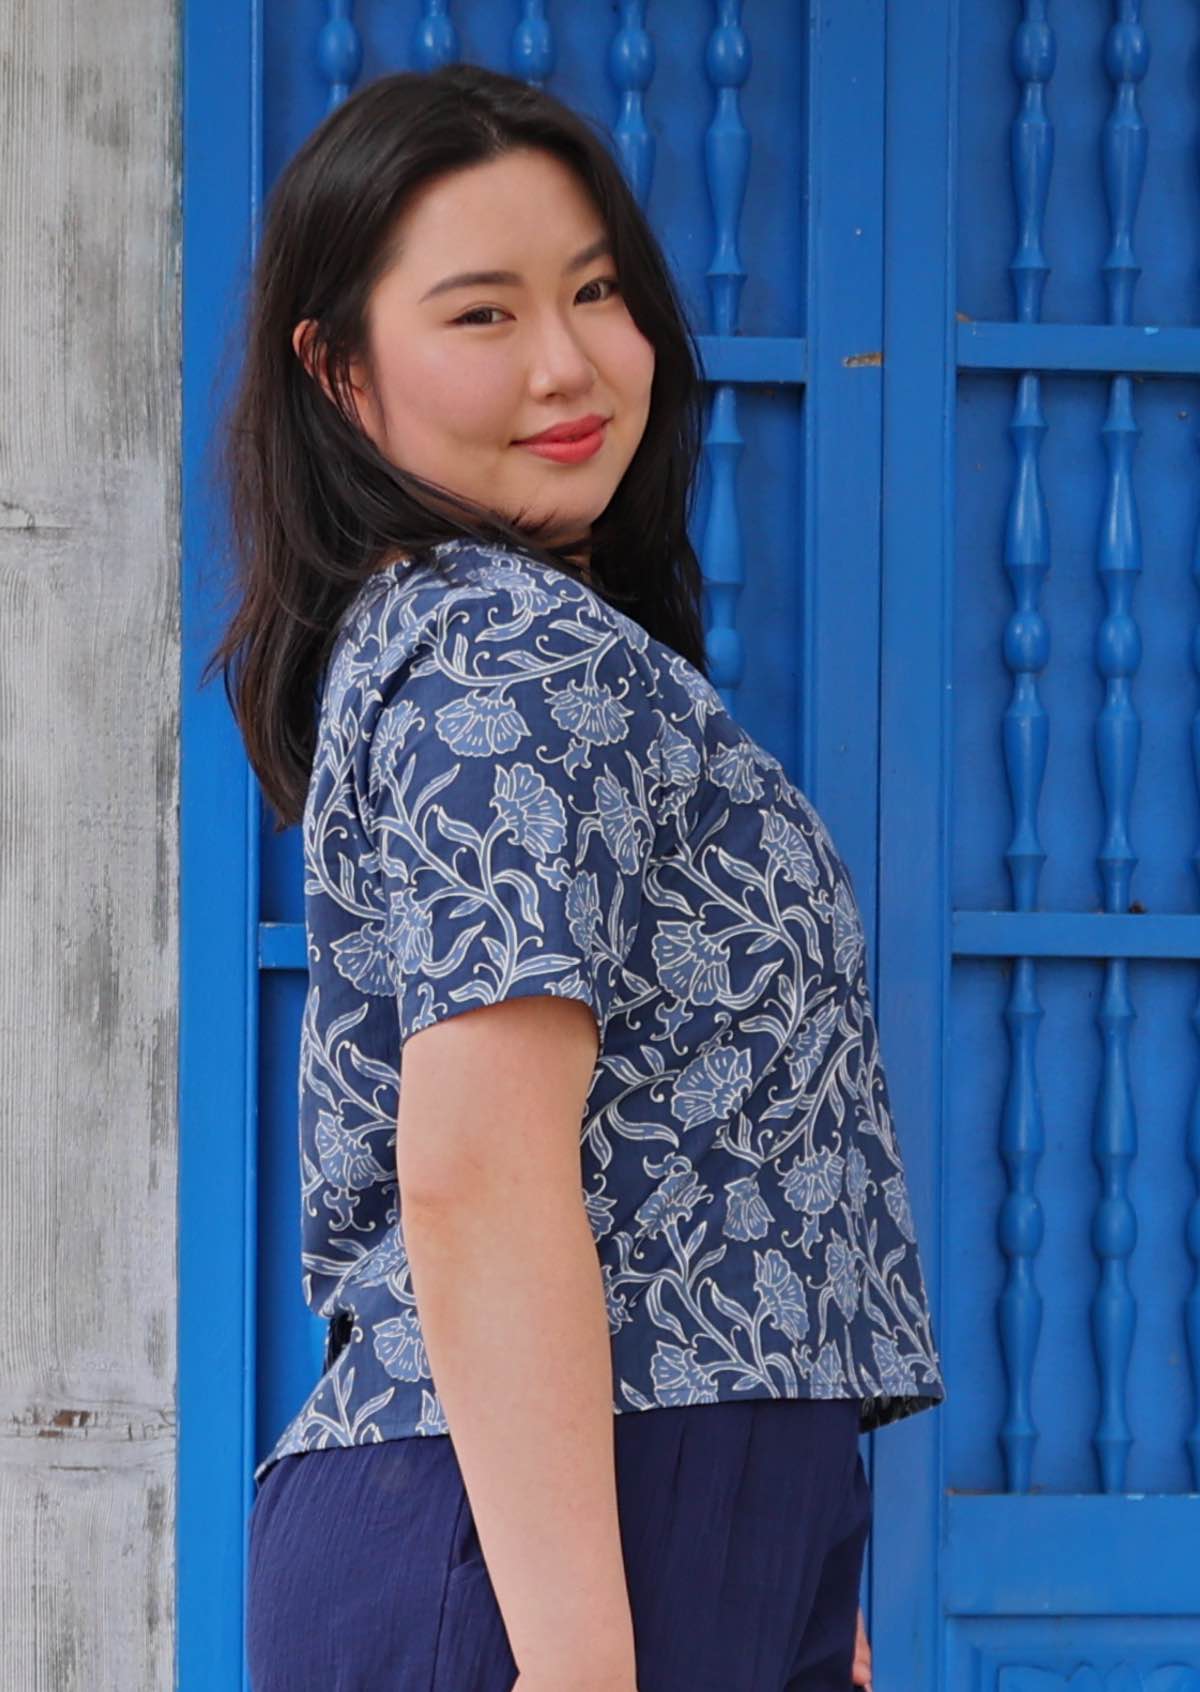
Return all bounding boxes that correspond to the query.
[203,61,708,831]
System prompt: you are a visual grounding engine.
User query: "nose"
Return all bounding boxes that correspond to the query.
[526,309,597,397]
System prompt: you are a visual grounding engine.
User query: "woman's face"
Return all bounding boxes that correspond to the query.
[295,147,656,551]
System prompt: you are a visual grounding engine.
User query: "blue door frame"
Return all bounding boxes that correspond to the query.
[175,3,974,1692]
[180,4,264,1691]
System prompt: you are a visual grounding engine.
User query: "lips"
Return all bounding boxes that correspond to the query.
[515,413,610,445]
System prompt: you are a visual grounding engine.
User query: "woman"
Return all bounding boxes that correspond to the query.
[211,61,946,1692]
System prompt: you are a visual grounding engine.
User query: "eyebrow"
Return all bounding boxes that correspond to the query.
[418,236,614,303]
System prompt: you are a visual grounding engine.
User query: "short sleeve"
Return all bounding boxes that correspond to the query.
[362,586,658,1049]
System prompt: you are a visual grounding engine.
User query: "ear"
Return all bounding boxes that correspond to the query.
[291,319,373,434]
[292,319,335,406]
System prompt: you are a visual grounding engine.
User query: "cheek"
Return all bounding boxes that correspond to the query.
[608,319,656,400]
[377,341,514,442]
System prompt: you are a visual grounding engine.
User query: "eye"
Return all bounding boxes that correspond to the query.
[577,276,621,304]
[450,277,621,327]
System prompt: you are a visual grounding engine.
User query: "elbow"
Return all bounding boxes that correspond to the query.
[395,1147,492,1212]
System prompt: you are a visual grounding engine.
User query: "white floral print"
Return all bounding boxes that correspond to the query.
[254,539,946,1485]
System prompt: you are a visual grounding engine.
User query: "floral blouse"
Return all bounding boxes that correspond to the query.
[254,538,946,1486]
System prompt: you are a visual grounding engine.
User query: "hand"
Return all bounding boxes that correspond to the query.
[853,1604,873,1690]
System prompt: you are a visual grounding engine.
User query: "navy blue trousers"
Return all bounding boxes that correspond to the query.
[246,1397,870,1691]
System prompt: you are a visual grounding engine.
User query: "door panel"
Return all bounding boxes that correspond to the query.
[885,1,1200,1686]
[182,3,934,1692]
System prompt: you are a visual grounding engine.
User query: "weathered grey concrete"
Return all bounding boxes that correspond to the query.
[0,0,180,1685]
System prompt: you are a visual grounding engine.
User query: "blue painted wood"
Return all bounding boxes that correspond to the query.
[943,0,1200,1677]
[180,4,263,1690]
[998,0,1054,1497]
[184,0,1200,1683]
[1090,0,1149,1497]
[1192,499,1200,1492]
[412,1,458,73]
[694,333,806,383]
[260,909,1200,970]
[318,1,362,106]
[944,1496,1200,1615]
[758,0,894,1659]
[699,0,749,710]
[955,911,1200,959]
[610,3,654,205]
[960,319,1200,373]
[875,4,950,1686]
[510,0,553,85]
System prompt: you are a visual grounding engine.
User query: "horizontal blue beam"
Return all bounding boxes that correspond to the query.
[945,1494,1200,1615]
[259,922,306,970]
[694,334,807,384]
[958,319,1200,376]
[953,911,1200,960]
[262,914,1200,972]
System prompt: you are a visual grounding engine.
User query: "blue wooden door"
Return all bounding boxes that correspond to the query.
[179,4,901,1687]
[883,2,1200,1688]
[182,2,1200,1688]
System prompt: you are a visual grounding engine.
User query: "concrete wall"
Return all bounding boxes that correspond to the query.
[0,0,179,1685]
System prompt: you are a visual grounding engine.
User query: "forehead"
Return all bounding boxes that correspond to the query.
[388,149,604,270]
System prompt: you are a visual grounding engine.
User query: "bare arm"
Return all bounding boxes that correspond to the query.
[396,993,636,1686]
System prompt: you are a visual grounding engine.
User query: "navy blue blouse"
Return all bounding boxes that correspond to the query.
[254,538,946,1485]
